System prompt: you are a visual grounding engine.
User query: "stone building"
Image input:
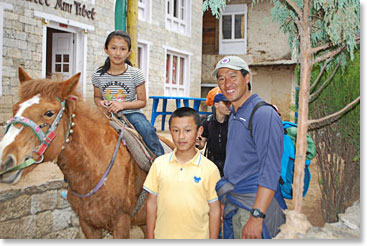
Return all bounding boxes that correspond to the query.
[0,0,297,126]
[0,0,204,128]
[202,0,297,121]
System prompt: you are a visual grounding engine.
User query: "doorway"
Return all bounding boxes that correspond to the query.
[46,28,75,79]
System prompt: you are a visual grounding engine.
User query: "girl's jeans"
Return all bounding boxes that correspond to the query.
[124,112,165,157]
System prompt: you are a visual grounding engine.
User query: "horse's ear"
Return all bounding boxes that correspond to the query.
[18,67,33,84]
[60,73,81,99]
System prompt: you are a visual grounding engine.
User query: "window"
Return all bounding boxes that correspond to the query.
[138,0,151,22]
[137,40,150,96]
[166,0,191,35]
[219,4,247,55]
[165,50,189,96]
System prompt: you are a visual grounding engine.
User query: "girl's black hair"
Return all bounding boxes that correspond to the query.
[240,69,251,91]
[97,30,133,75]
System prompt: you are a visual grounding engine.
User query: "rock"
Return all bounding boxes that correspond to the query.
[303,200,360,239]
[275,210,312,239]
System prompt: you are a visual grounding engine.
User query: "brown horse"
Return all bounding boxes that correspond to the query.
[0,68,168,238]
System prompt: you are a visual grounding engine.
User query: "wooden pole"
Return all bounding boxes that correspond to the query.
[292,0,312,213]
[127,0,138,67]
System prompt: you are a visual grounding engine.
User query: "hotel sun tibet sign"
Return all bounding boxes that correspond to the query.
[25,0,96,20]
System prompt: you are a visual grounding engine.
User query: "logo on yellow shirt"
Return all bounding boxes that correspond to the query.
[193,176,201,183]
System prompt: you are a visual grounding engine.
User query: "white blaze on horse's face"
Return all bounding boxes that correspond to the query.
[0,94,40,170]
[15,94,41,117]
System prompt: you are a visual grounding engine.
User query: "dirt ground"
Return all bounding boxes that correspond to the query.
[286,160,324,227]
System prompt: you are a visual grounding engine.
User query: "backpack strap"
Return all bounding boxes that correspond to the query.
[248,101,278,138]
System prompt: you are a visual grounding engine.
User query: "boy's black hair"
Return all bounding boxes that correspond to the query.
[169,107,201,129]
[97,30,133,76]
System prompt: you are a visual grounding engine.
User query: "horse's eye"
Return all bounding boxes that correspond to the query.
[44,111,55,117]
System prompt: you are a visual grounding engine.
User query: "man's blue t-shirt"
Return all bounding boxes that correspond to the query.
[223,94,283,191]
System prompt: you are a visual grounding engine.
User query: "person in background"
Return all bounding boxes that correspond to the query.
[205,86,221,107]
[92,30,164,157]
[144,107,221,239]
[197,93,231,177]
[213,56,286,239]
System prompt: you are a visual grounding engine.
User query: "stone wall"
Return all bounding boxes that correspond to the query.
[0,162,144,239]
[0,179,84,239]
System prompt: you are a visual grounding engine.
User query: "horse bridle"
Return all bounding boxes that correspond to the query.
[0,98,66,175]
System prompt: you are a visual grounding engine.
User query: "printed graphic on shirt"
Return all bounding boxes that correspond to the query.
[193,176,202,183]
[101,81,131,102]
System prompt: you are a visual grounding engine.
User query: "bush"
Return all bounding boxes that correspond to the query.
[309,51,360,223]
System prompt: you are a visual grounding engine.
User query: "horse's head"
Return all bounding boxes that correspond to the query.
[0,67,80,184]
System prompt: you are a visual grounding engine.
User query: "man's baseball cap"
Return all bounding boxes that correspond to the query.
[213,93,228,103]
[212,56,250,77]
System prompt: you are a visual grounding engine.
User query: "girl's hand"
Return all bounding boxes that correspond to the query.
[108,101,124,113]
[100,100,111,108]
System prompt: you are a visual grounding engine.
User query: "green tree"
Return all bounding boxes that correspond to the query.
[203,0,360,215]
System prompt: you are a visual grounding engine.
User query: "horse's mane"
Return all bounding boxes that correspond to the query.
[19,77,70,99]
[19,77,109,126]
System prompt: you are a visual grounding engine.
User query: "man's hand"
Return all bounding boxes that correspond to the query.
[196,136,207,150]
[241,186,274,239]
[241,216,263,239]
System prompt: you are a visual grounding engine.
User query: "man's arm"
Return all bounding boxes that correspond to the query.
[146,192,158,239]
[208,200,221,239]
[242,107,283,239]
[241,186,274,239]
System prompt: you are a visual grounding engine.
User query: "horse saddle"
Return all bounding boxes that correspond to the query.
[108,113,171,172]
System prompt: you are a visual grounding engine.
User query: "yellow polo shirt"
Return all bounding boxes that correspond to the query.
[143,149,220,239]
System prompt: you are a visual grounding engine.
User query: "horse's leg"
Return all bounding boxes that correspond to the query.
[79,218,103,239]
[112,212,131,239]
[132,203,147,238]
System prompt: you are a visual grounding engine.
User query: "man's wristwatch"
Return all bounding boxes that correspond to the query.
[250,208,266,219]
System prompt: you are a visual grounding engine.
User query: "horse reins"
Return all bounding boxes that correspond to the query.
[70,129,124,198]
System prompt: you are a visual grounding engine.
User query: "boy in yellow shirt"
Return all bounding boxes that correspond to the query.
[143,107,221,239]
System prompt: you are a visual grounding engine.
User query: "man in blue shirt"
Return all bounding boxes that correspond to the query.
[214,56,286,239]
